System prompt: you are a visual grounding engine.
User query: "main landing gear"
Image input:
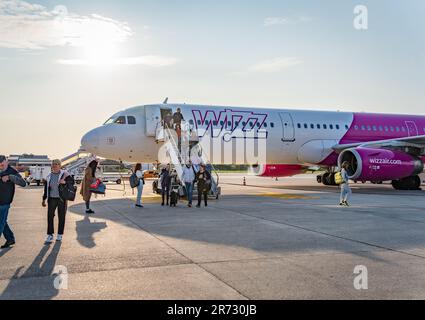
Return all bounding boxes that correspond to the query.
[392,175,422,190]
[317,172,338,186]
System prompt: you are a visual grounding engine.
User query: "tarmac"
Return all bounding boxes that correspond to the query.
[1,173,425,300]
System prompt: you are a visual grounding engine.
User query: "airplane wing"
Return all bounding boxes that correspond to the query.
[333,135,425,154]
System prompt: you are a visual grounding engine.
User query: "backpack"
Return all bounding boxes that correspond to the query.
[130,172,140,189]
[59,176,77,202]
[334,171,344,185]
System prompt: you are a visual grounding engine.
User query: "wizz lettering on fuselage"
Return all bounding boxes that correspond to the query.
[191,109,269,139]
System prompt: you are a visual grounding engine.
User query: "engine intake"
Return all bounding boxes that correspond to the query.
[338,147,424,181]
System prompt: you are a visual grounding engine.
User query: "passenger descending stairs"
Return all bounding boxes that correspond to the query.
[156,121,221,199]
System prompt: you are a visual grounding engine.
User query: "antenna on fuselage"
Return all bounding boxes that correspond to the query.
[163,97,169,104]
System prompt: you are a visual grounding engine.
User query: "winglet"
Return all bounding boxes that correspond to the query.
[163,97,168,104]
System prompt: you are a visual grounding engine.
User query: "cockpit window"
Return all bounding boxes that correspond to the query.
[114,116,126,124]
[104,117,115,125]
[128,116,136,125]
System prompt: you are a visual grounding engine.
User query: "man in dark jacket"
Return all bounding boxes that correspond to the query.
[172,108,184,128]
[0,155,27,249]
[195,164,211,208]
[160,165,172,206]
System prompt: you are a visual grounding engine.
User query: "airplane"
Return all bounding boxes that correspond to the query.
[81,102,425,190]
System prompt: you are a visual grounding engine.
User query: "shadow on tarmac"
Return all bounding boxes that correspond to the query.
[76,215,107,249]
[0,242,62,300]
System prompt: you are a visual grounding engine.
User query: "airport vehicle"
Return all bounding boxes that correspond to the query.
[26,166,50,186]
[81,102,425,190]
[143,169,159,179]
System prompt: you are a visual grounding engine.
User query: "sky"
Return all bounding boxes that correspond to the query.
[1,0,424,159]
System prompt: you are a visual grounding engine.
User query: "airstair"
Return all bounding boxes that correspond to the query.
[156,121,221,199]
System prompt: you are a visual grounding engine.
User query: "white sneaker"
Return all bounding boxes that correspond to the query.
[56,235,63,242]
[45,235,54,244]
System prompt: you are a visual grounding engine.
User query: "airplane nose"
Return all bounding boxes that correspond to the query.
[81,129,100,152]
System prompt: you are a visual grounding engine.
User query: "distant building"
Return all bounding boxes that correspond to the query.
[8,154,51,171]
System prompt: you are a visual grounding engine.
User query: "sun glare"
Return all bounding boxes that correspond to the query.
[82,41,119,66]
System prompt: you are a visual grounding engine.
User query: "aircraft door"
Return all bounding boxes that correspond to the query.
[279,112,296,142]
[145,106,161,136]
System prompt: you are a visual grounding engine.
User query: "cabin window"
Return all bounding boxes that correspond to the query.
[304,124,308,129]
[310,124,314,129]
[297,123,301,129]
[336,124,340,130]
[270,123,275,128]
[189,120,194,125]
[197,120,201,125]
[396,127,400,132]
[384,126,389,132]
[263,123,268,128]
[127,116,136,125]
[367,125,371,131]
[317,124,321,129]
[330,124,334,130]
[114,116,126,124]
[390,126,394,132]
[213,121,217,126]
[401,127,406,132]
[323,124,327,129]
[378,125,383,131]
[361,125,365,131]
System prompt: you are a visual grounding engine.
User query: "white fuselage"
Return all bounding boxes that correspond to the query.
[81,103,354,166]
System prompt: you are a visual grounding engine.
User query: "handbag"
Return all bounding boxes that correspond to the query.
[90,178,106,194]
[59,177,77,201]
[178,186,185,197]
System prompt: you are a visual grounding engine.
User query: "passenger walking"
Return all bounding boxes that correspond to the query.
[80,160,98,214]
[195,164,211,208]
[182,161,196,207]
[340,161,352,207]
[0,155,26,249]
[172,108,184,128]
[134,163,145,208]
[160,165,172,206]
[42,159,73,243]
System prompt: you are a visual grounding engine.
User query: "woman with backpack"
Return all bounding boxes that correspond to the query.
[80,159,98,214]
[42,159,73,243]
[195,164,211,208]
[339,161,352,207]
[134,163,145,208]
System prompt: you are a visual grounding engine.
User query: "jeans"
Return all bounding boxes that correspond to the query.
[185,182,194,204]
[136,182,144,205]
[340,183,352,203]
[47,198,67,235]
[0,204,15,242]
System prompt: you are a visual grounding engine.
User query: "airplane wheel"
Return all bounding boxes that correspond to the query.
[392,176,421,190]
[322,173,330,185]
[116,179,122,185]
